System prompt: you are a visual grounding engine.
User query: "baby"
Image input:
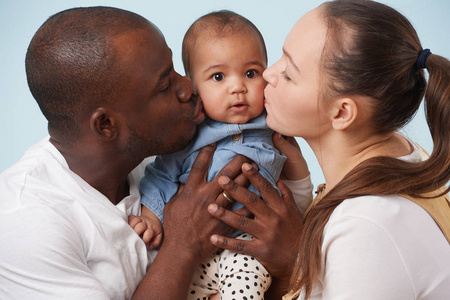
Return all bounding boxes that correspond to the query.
[132,10,311,299]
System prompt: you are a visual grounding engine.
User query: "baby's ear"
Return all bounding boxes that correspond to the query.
[330,97,358,130]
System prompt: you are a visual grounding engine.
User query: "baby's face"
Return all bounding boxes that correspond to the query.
[190,33,267,124]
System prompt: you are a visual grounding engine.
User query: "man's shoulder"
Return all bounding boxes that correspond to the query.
[0,138,79,209]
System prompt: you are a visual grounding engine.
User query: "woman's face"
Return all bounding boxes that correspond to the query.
[263,7,330,139]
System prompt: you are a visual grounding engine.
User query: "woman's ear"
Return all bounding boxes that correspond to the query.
[89,107,118,140]
[331,97,358,130]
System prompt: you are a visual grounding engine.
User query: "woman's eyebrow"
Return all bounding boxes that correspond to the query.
[283,48,300,73]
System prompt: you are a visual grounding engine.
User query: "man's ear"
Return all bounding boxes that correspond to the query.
[89,107,118,140]
[331,97,358,130]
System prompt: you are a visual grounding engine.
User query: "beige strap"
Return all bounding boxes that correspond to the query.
[398,143,450,243]
[282,289,300,300]
[400,187,450,244]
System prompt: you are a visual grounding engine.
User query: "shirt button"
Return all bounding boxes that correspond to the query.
[232,134,240,141]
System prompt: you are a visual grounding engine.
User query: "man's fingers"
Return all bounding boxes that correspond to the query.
[215,164,251,207]
[277,180,296,205]
[208,154,251,202]
[208,203,258,236]
[233,169,251,189]
[216,191,234,208]
[240,163,285,210]
[185,144,216,186]
[210,234,255,257]
[233,207,252,218]
[214,154,250,183]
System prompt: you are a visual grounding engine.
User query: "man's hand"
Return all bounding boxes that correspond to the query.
[208,162,304,298]
[133,144,250,299]
[163,144,251,262]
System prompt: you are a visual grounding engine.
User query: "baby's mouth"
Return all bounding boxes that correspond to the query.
[230,103,248,112]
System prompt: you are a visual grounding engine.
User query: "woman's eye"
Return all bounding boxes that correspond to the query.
[212,73,224,81]
[246,70,257,78]
[281,70,291,81]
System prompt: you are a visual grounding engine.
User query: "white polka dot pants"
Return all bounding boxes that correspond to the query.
[188,233,271,300]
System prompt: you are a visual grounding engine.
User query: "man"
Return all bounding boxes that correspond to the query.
[0,7,248,299]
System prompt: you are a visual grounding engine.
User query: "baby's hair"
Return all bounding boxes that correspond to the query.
[182,10,267,77]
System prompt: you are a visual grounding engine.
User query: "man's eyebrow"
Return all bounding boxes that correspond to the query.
[157,65,173,86]
[156,49,173,86]
[282,48,300,73]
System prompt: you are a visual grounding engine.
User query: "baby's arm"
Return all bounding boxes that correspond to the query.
[128,206,163,249]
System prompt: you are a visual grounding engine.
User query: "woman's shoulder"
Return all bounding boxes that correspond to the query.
[328,194,439,235]
[318,194,450,299]
[325,194,450,266]
[321,194,450,297]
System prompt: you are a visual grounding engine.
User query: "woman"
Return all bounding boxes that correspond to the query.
[208,0,450,299]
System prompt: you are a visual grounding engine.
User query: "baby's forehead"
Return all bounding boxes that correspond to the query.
[200,29,265,49]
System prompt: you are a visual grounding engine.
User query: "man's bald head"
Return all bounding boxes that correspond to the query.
[25,7,159,141]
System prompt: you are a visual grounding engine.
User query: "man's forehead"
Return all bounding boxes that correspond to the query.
[113,28,171,69]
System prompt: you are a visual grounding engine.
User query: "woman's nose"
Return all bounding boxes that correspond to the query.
[263,65,278,87]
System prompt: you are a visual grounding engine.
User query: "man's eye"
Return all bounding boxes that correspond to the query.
[246,70,257,78]
[160,83,170,92]
[212,73,224,82]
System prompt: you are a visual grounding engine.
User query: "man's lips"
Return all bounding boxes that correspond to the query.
[192,99,205,124]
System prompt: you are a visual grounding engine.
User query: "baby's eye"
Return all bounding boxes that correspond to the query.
[212,73,224,82]
[246,70,257,78]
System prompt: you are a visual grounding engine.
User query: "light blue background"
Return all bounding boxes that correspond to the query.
[1,0,449,189]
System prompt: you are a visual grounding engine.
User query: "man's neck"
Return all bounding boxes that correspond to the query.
[50,137,135,205]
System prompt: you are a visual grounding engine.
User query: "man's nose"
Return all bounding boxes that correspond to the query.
[176,74,194,103]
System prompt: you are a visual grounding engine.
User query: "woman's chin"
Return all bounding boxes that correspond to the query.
[266,117,279,132]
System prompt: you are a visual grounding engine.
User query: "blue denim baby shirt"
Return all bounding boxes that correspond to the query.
[140,111,287,225]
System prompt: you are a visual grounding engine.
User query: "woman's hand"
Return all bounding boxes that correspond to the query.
[273,132,310,181]
[208,162,304,289]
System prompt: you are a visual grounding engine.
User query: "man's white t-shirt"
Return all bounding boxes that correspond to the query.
[0,137,152,299]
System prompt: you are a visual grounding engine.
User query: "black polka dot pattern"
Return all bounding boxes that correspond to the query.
[188,233,271,299]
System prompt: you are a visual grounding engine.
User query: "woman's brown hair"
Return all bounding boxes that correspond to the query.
[291,0,450,298]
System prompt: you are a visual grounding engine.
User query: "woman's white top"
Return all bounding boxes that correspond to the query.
[296,139,450,299]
